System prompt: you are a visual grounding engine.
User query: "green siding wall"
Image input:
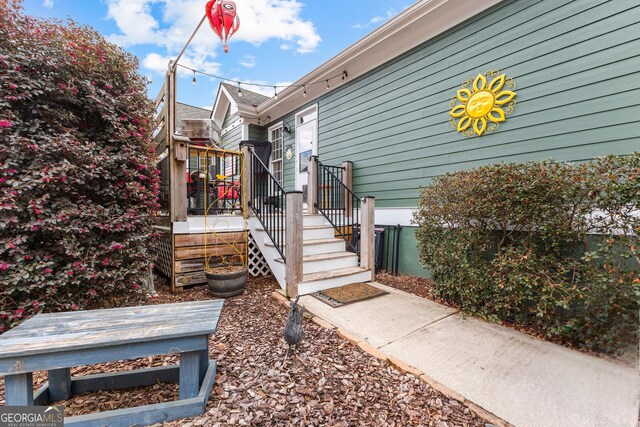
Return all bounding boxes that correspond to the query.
[280,115,297,191]
[248,124,267,141]
[220,107,241,150]
[221,126,241,150]
[315,0,640,208]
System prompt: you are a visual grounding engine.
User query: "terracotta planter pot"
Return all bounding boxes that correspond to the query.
[205,265,248,298]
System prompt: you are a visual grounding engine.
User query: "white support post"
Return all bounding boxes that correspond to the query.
[307,156,318,215]
[285,191,304,298]
[361,196,376,281]
[241,145,253,217]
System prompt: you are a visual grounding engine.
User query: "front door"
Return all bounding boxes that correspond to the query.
[295,107,318,204]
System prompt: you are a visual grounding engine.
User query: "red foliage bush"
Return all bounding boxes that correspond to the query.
[0,0,158,332]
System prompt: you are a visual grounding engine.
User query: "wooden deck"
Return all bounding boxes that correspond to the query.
[174,231,246,289]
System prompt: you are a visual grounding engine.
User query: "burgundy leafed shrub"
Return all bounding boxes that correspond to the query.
[0,0,159,332]
[414,155,639,354]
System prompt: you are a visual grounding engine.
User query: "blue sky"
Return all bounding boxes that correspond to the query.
[21,0,411,108]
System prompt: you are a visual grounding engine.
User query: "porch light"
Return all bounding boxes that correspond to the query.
[192,70,197,86]
[326,80,330,90]
[303,85,307,98]
[274,86,278,99]
[237,83,242,97]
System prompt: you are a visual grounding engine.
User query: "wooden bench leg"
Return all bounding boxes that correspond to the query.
[48,368,72,402]
[179,351,200,400]
[198,338,209,384]
[5,372,34,406]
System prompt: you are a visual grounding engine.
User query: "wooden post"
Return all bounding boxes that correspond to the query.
[241,145,253,217]
[48,368,72,402]
[307,156,318,215]
[361,196,376,281]
[343,161,353,218]
[5,373,34,406]
[168,61,188,223]
[285,191,304,298]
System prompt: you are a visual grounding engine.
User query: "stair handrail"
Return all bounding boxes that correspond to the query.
[247,148,287,262]
[315,158,362,259]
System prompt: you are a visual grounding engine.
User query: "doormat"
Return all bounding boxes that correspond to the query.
[312,283,388,308]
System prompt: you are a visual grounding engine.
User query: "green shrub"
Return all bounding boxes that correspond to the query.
[414,154,639,353]
[0,0,158,332]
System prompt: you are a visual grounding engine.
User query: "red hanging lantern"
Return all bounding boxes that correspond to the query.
[205,0,240,53]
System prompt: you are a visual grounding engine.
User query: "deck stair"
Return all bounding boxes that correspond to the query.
[243,146,375,297]
[248,214,372,295]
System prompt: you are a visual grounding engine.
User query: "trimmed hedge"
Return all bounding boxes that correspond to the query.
[0,0,158,332]
[414,154,639,354]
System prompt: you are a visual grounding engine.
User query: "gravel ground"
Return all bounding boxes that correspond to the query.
[0,275,486,426]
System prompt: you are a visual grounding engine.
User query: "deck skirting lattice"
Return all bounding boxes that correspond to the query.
[248,233,271,277]
[155,232,172,278]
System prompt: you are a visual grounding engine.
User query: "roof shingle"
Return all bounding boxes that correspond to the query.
[222,82,270,107]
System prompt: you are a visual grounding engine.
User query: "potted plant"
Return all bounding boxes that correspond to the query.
[205,258,248,298]
[203,153,249,298]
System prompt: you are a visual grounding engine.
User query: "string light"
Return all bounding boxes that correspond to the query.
[176,63,348,99]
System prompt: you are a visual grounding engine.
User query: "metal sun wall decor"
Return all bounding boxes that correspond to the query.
[449,70,517,137]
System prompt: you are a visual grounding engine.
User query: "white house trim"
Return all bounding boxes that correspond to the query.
[211,85,235,132]
[375,208,416,227]
[268,121,285,183]
[241,122,249,140]
[256,0,504,122]
[294,104,318,192]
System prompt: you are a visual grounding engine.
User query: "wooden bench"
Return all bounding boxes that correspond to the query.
[0,300,224,426]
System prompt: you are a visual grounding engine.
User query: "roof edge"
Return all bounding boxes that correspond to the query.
[257,0,504,123]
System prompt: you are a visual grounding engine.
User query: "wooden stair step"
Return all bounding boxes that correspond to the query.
[255,224,334,232]
[274,251,358,264]
[265,238,344,247]
[302,266,370,283]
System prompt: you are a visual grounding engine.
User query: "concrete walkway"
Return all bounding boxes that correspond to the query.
[298,282,640,427]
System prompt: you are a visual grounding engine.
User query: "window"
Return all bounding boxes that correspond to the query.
[269,124,284,185]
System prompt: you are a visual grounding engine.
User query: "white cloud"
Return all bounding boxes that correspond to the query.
[239,55,256,68]
[43,0,53,8]
[105,0,321,75]
[351,6,406,30]
[234,0,320,53]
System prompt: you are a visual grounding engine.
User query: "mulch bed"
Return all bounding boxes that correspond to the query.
[0,274,485,426]
[376,272,442,304]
